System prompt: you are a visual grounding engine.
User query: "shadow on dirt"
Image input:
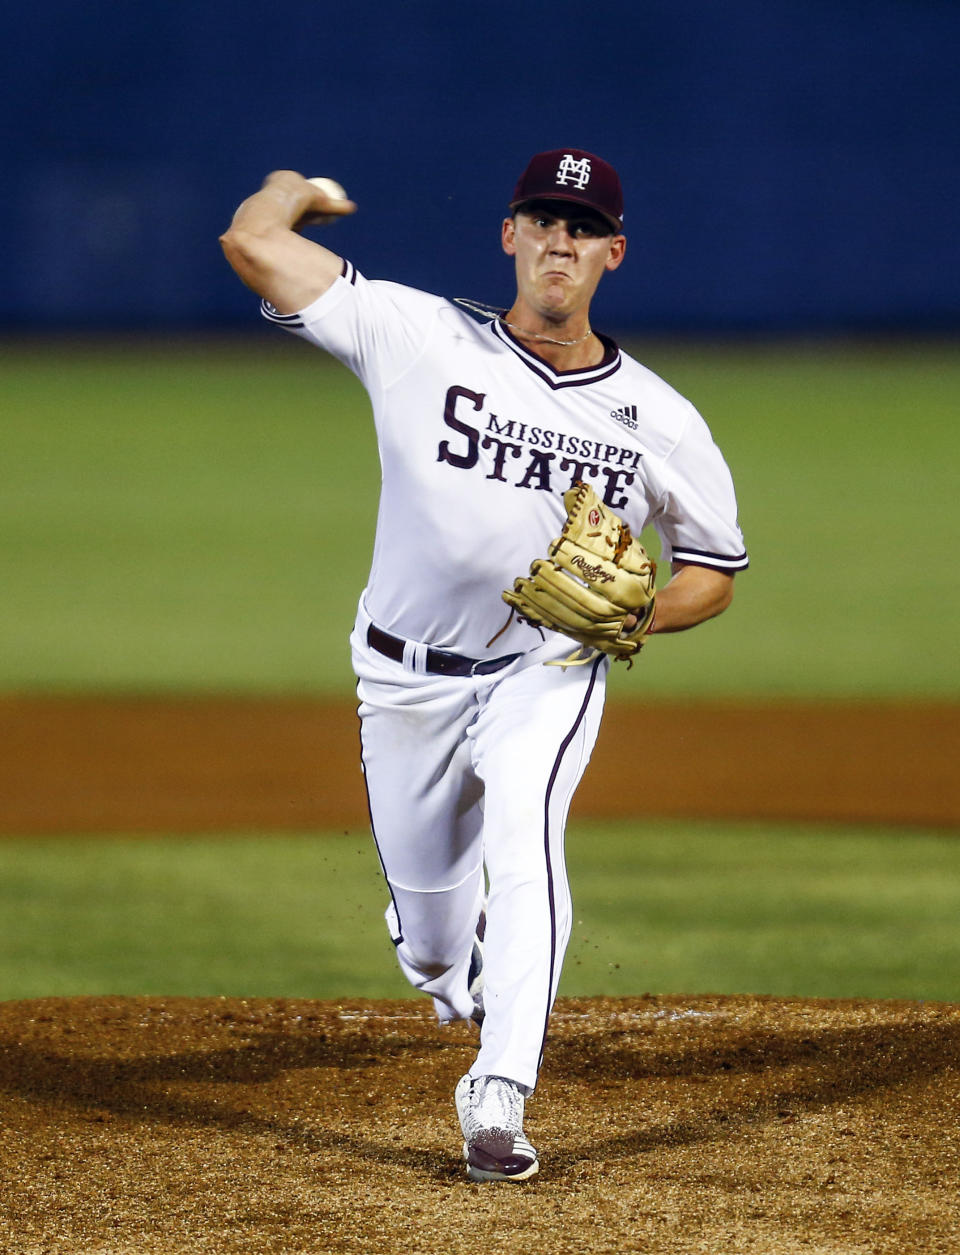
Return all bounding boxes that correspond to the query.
[1,998,956,1180]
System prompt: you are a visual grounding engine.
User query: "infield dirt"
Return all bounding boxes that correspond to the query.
[2,695,958,833]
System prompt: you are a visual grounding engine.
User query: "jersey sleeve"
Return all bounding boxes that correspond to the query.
[650,404,749,572]
[259,260,442,394]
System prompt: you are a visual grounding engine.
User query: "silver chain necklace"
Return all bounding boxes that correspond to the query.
[453,298,594,347]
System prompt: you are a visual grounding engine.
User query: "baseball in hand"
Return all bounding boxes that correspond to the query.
[307,176,351,224]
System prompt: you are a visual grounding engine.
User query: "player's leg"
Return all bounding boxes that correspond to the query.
[467,653,607,1092]
[353,644,486,1023]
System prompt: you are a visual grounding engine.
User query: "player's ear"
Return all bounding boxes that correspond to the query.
[604,234,626,272]
[501,217,517,256]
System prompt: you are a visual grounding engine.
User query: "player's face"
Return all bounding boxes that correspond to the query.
[502,204,626,322]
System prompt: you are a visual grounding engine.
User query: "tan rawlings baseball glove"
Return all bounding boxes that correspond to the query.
[502,481,657,666]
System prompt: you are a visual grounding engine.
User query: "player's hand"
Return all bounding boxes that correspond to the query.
[300,175,358,227]
[257,171,357,230]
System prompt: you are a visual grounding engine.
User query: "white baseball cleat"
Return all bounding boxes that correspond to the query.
[454,1073,539,1182]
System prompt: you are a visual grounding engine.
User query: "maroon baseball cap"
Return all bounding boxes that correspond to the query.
[510,149,624,231]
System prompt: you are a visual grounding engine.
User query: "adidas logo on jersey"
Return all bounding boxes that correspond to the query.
[610,404,638,429]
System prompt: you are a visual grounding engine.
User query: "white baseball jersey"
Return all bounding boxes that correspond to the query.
[262,260,748,661]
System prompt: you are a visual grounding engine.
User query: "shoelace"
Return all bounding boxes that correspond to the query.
[472,1076,523,1135]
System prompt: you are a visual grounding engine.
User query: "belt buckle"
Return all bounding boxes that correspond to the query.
[471,653,519,677]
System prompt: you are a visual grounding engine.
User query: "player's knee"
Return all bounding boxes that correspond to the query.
[402,940,457,982]
[411,955,456,983]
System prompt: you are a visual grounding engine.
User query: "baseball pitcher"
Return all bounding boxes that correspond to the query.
[221,149,748,1182]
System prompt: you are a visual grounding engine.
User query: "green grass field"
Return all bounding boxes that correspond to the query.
[1,822,958,1004]
[2,337,958,1006]
[3,336,958,697]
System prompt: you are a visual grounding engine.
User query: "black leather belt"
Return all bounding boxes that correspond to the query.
[367,624,521,677]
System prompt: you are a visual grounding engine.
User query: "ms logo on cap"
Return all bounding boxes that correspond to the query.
[555,154,592,190]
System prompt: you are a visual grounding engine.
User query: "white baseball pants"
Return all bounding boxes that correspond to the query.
[351,609,607,1093]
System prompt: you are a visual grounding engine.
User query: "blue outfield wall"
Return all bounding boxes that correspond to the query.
[5,1,959,334]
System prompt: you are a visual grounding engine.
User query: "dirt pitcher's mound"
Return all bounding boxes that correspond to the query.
[1,994,957,1254]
